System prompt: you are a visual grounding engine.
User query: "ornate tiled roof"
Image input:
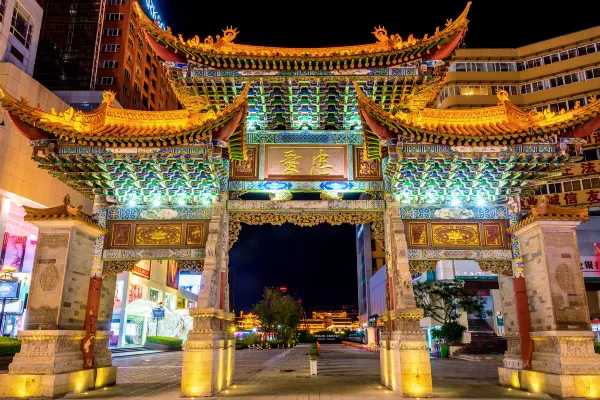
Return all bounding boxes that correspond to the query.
[135,1,470,70]
[0,85,249,147]
[357,85,600,146]
[23,195,108,234]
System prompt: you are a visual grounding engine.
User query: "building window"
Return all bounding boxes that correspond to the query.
[99,77,115,85]
[102,44,120,53]
[104,28,122,37]
[124,68,131,79]
[105,13,124,20]
[134,82,140,92]
[107,0,125,4]
[99,60,118,68]
[10,1,34,49]
[123,84,129,95]
[9,45,23,62]
[0,0,7,24]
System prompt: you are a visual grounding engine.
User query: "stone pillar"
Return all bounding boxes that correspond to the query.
[380,202,432,397]
[181,203,235,397]
[498,272,528,389]
[0,196,117,398]
[509,201,600,398]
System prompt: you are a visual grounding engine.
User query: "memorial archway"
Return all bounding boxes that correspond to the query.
[2,1,600,398]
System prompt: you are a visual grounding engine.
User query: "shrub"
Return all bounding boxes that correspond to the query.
[145,336,183,349]
[437,322,466,345]
[594,342,600,355]
[242,333,259,346]
[309,342,319,360]
[0,337,21,357]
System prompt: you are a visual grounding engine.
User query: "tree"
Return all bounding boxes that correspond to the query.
[414,279,485,325]
[253,287,302,343]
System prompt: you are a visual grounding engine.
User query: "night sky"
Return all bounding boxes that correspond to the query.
[154,1,598,312]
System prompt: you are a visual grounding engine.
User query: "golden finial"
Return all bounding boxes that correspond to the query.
[372,26,389,43]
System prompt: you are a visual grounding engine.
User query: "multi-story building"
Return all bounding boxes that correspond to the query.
[33,0,178,111]
[356,222,386,327]
[435,26,600,113]
[0,0,42,75]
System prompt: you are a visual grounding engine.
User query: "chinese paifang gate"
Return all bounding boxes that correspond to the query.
[2,1,600,398]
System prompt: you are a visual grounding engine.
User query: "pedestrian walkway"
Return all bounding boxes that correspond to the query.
[60,343,543,399]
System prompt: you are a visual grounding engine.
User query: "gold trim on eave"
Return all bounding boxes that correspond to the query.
[507,195,590,233]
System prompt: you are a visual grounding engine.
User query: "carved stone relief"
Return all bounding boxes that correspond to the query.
[555,263,575,293]
[38,233,70,249]
[544,232,575,248]
[28,306,58,325]
[39,264,60,292]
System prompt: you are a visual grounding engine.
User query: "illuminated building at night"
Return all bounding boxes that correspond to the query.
[3,2,600,399]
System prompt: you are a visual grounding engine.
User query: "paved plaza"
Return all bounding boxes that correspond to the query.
[2,344,542,399]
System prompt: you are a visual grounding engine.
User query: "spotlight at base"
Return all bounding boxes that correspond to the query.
[476,197,486,206]
[451,198,460,206]
[152,199,160,207]
[178,198,186,205]
[127,199,136,207]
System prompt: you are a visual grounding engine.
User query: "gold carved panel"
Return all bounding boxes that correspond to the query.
[431,223,480,246]
[354,146,382,180]
[408,222,429,246]
[483,222,504,247]
[185,223,204,246]
[134,224,182,246]
[111,223,131,247]
[264,145,347,181]
[230,146,258,180]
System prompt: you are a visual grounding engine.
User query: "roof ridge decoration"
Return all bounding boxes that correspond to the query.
[135,1,470,69]
[355,85,600,146]
[23,195,108,234]
[0,84,250,147]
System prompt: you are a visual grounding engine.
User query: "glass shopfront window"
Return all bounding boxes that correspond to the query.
[1,199,38,337]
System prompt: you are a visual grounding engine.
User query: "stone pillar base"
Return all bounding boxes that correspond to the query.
[181,310,235,397]
[498,367,522,389]
[520,370,599,399]
[380,332,433,397]
[0,366,117,398]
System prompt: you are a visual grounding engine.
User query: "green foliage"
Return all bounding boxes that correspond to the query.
[253,287,302,343]
[437,321,466,344]
[594,342,600,355]
[0,337,21,357]
[414,279,486,324]
[309,343,319,360]
[145,336,183,348]
[242,333,259,346]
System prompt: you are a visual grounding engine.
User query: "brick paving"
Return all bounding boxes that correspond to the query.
[4,344,543,399]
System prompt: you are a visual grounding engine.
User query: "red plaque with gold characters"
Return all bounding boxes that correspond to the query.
[264,145,347,181]
[134,224,182,246]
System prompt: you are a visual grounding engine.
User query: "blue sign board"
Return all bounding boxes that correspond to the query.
[152,308,165,319]
[0,281,19,299]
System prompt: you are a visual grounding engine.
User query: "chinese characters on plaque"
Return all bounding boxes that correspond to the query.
[522,189,600,208]
[265,145,347,180]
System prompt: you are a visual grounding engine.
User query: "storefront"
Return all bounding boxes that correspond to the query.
[110,259,200,347]
[0,198,38,337]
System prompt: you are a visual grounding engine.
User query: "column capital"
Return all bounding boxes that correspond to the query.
[24,195,107,237]
[508,196,588,236]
